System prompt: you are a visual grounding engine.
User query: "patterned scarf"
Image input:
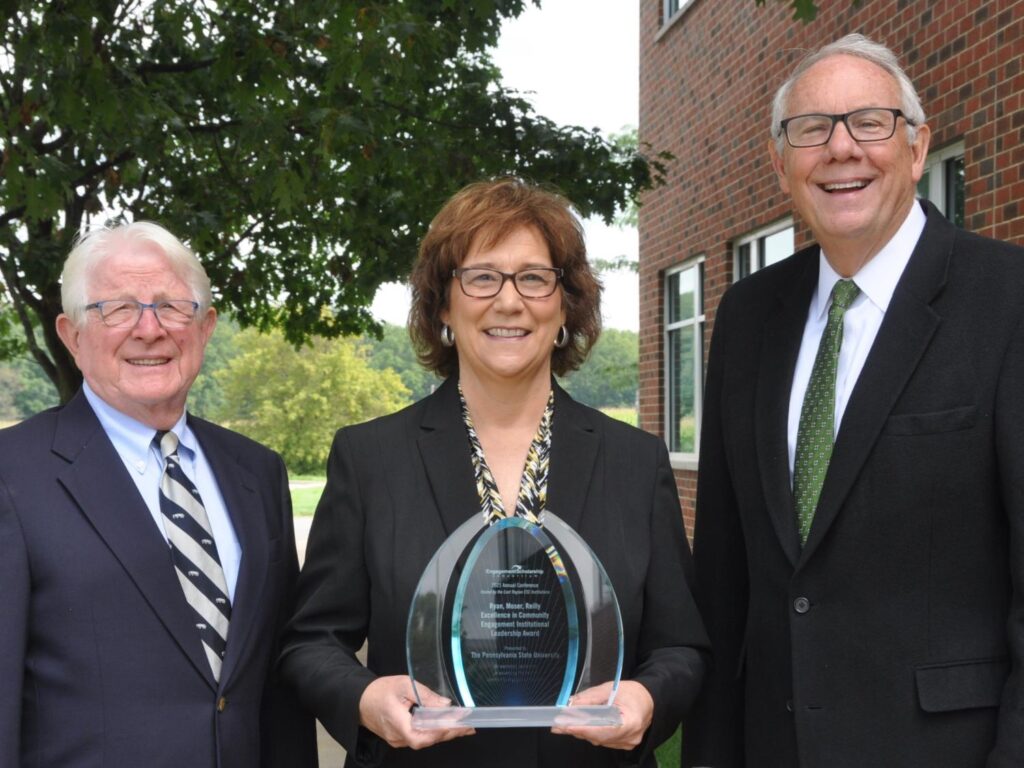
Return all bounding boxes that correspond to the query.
[459,384,554,526]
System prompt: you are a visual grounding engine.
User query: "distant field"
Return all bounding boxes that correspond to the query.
[601,406,637,427]
[289,476,326,517]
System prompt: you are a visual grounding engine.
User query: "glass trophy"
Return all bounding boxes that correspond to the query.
[406,510,623,729]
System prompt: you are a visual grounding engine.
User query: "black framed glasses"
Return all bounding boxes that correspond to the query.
[779,107,915,148]
[453,267,564,299]
[85,299,201,329]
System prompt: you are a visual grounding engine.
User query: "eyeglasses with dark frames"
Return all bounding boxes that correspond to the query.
[453,267,564,299]
[85,299,201,329]
[779,107,916,148]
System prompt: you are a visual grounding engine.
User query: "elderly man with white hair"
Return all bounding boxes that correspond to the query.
[0,221,317,768]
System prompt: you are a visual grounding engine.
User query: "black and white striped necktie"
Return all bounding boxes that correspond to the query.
[155,430,231,681]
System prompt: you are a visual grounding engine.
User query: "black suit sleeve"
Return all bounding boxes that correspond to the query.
[260,454,319,768]
[629,440,707,763]
[278,429,379,757]
[990,312,1024,766]
[681,289,750,768]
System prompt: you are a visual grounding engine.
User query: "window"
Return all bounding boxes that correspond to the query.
[665,258,705,457]
[917,142,965,227]
[662,0,696,24]
[735,220,794,281]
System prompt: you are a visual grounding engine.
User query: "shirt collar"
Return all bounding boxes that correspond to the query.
[83,382,191,473]
[814,199,927,320]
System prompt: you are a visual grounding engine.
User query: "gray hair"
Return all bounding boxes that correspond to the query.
[770,33,926,153]
[60,221,212,325]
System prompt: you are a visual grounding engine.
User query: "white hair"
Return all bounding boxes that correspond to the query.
[60,220,212,325]
[770,33,926,153]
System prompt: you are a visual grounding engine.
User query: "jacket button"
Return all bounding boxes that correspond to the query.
[217,697,227,712]
[793,596,811,614]
[786,699,794,712]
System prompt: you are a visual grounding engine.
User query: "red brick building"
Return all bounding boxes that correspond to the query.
[638,0,1024,534]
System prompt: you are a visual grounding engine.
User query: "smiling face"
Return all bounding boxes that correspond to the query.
[441,225,566,390]
[769,54,930,273]
[56,245,216,429]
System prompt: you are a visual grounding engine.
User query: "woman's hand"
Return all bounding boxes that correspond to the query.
[358,675,475,750]
[551,680,654,750]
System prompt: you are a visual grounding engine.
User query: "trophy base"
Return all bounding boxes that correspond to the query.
[412,705,622,729]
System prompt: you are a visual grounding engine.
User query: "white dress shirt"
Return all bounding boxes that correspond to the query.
[787,201,927,480]
[83,382,242,599]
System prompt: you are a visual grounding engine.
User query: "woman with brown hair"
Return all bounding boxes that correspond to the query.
[280,178,707,767]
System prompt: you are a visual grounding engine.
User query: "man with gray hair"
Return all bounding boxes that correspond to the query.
[0,222,317,767]
[683,34,1024,767]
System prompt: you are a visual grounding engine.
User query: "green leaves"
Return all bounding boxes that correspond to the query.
[212,329,410,473]
[1,0,657,400]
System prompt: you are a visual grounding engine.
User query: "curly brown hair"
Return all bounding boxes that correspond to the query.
[409,178,602,378]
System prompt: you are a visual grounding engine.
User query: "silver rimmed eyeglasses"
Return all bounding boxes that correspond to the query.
[85,299,201,329]
[453,267,564,299]
[779,107,915,148]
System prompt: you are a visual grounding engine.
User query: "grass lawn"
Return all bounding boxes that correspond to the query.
[655,726,681,766]
[289,475,326,517]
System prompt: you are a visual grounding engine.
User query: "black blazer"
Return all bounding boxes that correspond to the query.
[682,201,1024,768]
[280,378,708,768]
[0,390,317,768]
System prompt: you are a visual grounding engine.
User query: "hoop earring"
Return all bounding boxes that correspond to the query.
[440,324,455,348]
[554,325,570,349]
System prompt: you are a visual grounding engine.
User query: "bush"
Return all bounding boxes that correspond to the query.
[214,329,409,473]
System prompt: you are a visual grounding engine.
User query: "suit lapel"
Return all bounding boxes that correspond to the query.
[191,418,269,688]
[801,203,952,561]
[756,249,818,568]
[417,378,481,535]
[547,383,600,532]
[54,393,218,689]
[415,378,601,535]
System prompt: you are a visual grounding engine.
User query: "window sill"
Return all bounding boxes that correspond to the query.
[669,453,699,472]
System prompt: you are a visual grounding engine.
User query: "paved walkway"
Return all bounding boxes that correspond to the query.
[293,516,348,765]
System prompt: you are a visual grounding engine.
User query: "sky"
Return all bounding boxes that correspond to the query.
[370,0,641,331]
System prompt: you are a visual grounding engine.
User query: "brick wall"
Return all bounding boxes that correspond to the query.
[638,0,1024,534]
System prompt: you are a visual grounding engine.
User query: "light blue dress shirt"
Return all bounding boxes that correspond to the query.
[83,382,242,600]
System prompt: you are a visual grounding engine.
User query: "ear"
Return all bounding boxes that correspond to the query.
[198,306,218,346]
[909,123,932,183]
[768,139,791,194]
[55,314,81,361]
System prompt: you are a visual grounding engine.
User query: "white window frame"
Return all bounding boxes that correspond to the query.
[734,219,794,281]
[918,141,965,221]
[664,256,705,469]
[660,0,697,31]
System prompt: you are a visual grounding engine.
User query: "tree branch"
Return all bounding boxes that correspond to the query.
[187,119,242,134]
[137,58,216,75]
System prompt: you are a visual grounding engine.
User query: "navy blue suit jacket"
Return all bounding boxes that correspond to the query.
[0,390,317,768]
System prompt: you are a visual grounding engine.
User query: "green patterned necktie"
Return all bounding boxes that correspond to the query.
[793,279,861,545]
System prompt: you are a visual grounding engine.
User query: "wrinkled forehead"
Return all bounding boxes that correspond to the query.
[86,245,187,298]
[787,54,900,114]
